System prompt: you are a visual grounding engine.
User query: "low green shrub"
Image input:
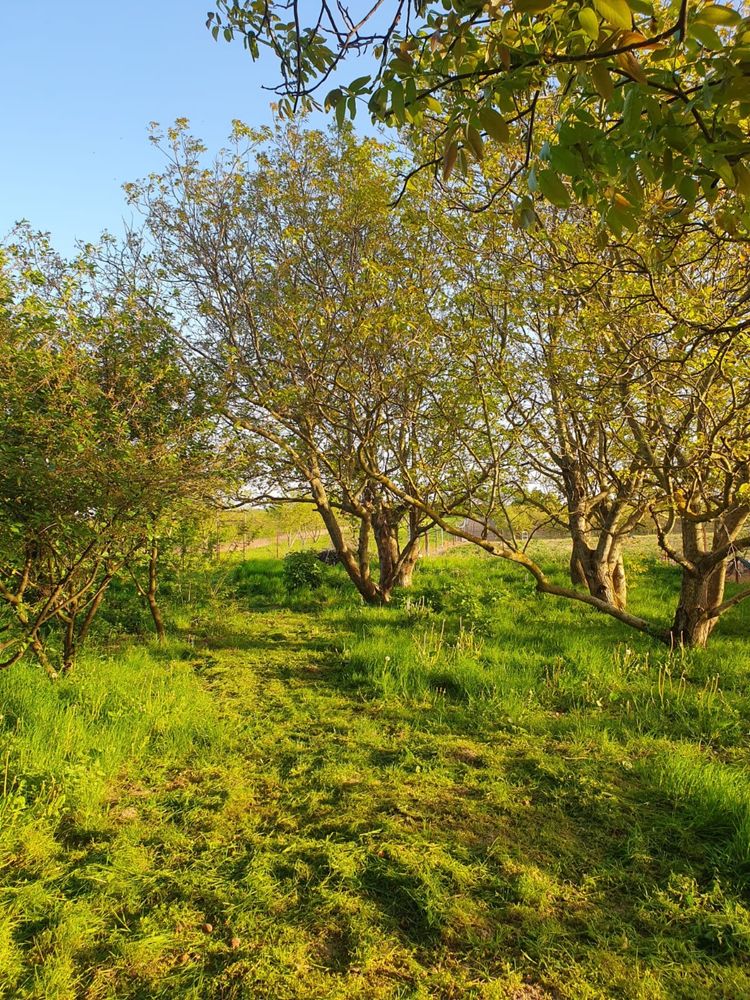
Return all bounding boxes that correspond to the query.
[282,550,324,591]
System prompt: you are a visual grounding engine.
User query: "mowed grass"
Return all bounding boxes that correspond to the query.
[1,542,750,999]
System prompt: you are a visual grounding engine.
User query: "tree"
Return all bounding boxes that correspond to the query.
[92,260,227,641]
[127,120,443,603]
[617,298,750,646]
[0,233,225,672]
[359,200,750,646]
[208,0,750,233]
[434,208,648,608]
[0,242,142,675]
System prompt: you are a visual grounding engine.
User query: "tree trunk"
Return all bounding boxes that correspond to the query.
[668,565,725,648]
[146,539,166,643]
[372,507,400,598]
[394,508,421,588]
[569,538,627,609]
[612,555,627,609]
[31,635,58,681]
[666,518,735,648]
[569,546,587,587]
[372,512,398,584]
[562,454,628,609]
[372,507,422,595]
[60,574,113,674]
[394,541,420,588]
[77,576,113,651]
[62,612,76,674]
[311,485,383,604]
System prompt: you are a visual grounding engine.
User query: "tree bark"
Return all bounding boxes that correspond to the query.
[612,555,627,609]
[667,520,729,648]
[372,505,422,594]
[569,548,587,588]
[146,538,166,643]
[394,541,420,588]
[32,636,58,681]
[394,508,421,588]
[62,611,77,674]
[372,506,401,598]
[562,454,629,609]
[569,537,627,609]
[310,480,383,604]
[668,563,726,648]
[60,573,114,673]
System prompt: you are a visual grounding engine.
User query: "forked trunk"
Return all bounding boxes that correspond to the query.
[394,508,422,588]
[372,507,421,595]
[569,549,587,588]
[372,508,400,595]
[668,562,726,649]
[313,489,383,604]
[570,539,627,609]
[61,574,113,673]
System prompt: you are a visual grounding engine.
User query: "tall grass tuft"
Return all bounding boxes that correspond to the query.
[654,743,750,868]
[0,643,221,838]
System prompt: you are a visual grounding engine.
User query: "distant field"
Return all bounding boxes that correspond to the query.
[215,527,686,564]
[1,543,749,999]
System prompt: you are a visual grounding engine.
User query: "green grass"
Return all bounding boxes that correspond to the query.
[1,543,750,998]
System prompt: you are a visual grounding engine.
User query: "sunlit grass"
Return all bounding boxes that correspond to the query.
[1,541,749,998]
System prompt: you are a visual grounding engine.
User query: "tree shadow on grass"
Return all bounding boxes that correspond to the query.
[67,585,747,997]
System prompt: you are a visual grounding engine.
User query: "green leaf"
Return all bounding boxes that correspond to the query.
[390,57,413,74]
[695,4,741,26]
[662,126,689,151]
[478,107,510,143]
[690,22,724,49]
[578,7,600,41]
[325,88,343,110]
[592,0,632,30]
[537,170,572,207]
[391,82,405,123]
[607,202,638,235]
[734,160,750,198]
[348,75,372,93]
[443,140,459,180]
[549,144,585,176]
[713,155,736,186]
[622,88,642,129]
[677,175,698,203]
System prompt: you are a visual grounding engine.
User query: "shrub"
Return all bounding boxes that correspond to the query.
[282,550,324,591]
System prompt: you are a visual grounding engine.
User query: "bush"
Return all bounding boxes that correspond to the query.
[282,550,324,591]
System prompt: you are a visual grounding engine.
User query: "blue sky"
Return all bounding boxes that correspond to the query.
[0,1,310,254]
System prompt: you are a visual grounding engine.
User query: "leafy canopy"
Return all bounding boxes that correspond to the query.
[207,0,750,232]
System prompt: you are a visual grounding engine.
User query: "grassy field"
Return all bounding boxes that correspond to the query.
[1,543,750,999]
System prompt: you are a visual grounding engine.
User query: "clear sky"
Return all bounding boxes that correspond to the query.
[0,1,301,255]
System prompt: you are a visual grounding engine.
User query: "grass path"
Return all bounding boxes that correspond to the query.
[2,563,750,998]
[105,603,750,998]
